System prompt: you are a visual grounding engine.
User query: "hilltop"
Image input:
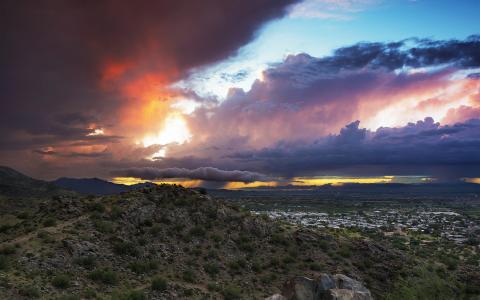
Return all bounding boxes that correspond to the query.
[0,186,402,299]
[0,167,478,299]
[0,166,75,214]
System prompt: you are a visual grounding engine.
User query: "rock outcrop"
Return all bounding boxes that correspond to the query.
[268,274,373,300]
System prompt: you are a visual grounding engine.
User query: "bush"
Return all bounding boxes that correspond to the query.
[89,202,105,213]
[309,262,322,271]
[128,260,158,274]
[19,285,40,298]
[111,290,145,300]
[74,255,96,269]
[204,263,220,277]
[189,226,206,237]
[83,288,97,299]
[211,234,222,243]
[0,245,16,255]
[94,220,114,233]
[37,231,54,243]
[110,205,123,220]
[222,285,241,300]
[151,276,168,291]
[182,269,196,283]
[149,224,162,235]
[0,255,8,270]
[43,218,57,227]
[89,268,118,284]
[52,274,71,289]
[17,212,30,219]
[113,241,139,256]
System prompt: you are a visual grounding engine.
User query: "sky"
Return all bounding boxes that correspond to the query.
[1,0,480,188]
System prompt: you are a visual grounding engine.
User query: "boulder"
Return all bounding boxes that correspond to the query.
[271,274,373,300]
[282,277,317,300]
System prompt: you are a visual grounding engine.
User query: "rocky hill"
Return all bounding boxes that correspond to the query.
[0,166,75,214]
[0,168,478,299]
[0,181,416,299]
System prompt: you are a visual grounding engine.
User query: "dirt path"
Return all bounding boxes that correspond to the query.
[3,214,89,245]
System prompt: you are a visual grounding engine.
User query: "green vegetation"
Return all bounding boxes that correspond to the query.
[151,276,168,291]
[88,268,118,284]
[128,260,158,274]
[52,274,71,289]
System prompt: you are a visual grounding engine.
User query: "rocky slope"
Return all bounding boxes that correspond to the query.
[0,182,415,299]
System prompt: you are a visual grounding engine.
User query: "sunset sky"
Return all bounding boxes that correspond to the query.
[1,0,480,188]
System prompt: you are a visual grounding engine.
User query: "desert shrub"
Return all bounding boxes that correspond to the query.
[205,250,219,260]
[83,288,97,299]
[43,217,57,227]
[317,239,329,250]
[151,276,168,291]
[228,259,246,273]
[0,255,9,270]
[440,255,459,271]
[17,211,30,219]
[149,224,162,235]
[283,255,295,264]
[207,282,221,291]
[173,223,185,232]
[89,202,105,213]
[57,296,80,300]
[310,262,322,271]
[222,285,241,300]
[128,260,158,274]
[89,268,118,284]
[385,266,456,300]
[52,274,71,289]
[271,233,289,246]
[204,263,220,277]
[211,234,222,243]
[113,241,139,256]
[74,255,96,269]
[19,285,40,298]
[111,290,145,300]
[0,224,12,233]
[338,246,352,258]
[182,269,196,283]
[0,245,16,255]
[94,220,114,233]
[252,261,262,273]
[110,205,123,220]
[189,226,206,237]
[37,230,54,243]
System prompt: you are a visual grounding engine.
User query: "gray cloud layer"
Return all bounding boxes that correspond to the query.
[111,167,272,183]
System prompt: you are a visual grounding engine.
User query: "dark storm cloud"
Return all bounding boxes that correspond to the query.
[111,166,273,183]
[0,0,298,151]
[226,118,480,179]
[300,35,480,73]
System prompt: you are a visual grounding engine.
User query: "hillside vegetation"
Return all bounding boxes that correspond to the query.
[0,176,478,299]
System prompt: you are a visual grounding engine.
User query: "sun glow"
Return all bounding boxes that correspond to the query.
[293,176,394,186]
[142,114,192,147]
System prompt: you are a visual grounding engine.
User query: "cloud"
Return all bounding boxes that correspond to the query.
[186,36,480,152]
[0,0,298,178]
[226,117,480,179]
[289,0,381,20]
[111,167,273,183]
[0,0,297,148]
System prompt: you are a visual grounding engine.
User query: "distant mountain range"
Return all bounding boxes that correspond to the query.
[0,166,70,198]
[0,166,156,197]
[2,165,480,197]
[52,177,156,195]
